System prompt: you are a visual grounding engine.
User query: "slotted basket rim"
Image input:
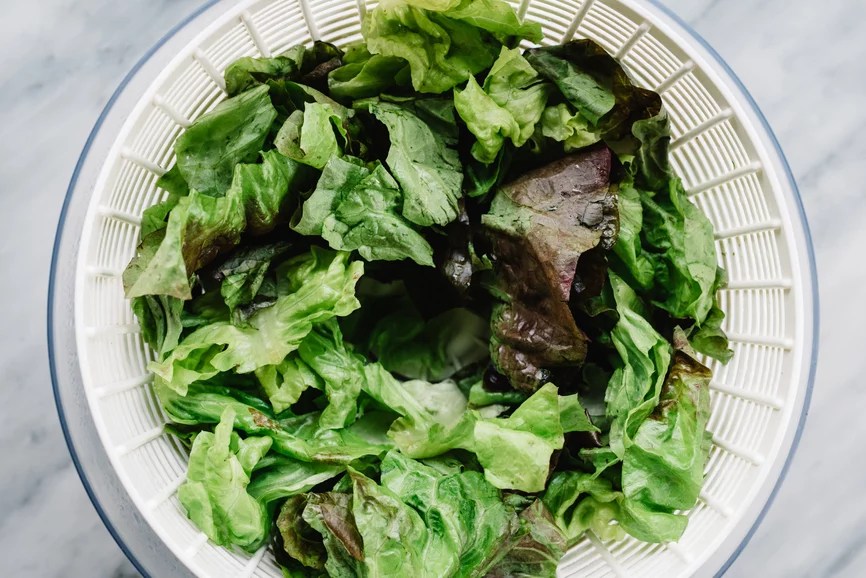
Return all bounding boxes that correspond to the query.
[48,1,818,577]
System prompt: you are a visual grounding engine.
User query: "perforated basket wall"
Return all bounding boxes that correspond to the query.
[73,1,812,576]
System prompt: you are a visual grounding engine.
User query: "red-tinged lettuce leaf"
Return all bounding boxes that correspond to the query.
[486,500,567,578]
[482,147,618,391]
[525,40,662,146]
[622,328,713,511]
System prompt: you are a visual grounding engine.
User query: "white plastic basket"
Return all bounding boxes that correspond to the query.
[67,0,816,576]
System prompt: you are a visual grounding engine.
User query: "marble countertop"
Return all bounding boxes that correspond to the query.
[0,0,859,576]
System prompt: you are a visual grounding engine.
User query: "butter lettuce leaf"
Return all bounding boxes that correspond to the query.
[293,156,434,266]
[149,248,363,395]
[178,407,272,552]
[174,85,277,196]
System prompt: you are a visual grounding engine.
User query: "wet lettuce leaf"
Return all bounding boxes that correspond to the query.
[213,240,293,325]
[364,99,463,226]
[526,40,662,145]
[293,156,434,266]
[376,451,521,576]
[298,319,366,430]
[225,41,344,97]
[454,47,550,164]
[124,151,306,300]
[275,102,349,169]
[254,355,322,414]
[178,407,272,551]
[369,305,489,382]
[362,0,540,94]
[485,500,567,578]
[482,148,617,391]
[328,44,410,101]
[605,272,672,458]
[149,248,363,395]
[132,294,183,359]
[123,186,245,300]
[248,455,343,504]
[301,492,366,576]
[156,380,393,463]
[472,383,564,492]
[174,85,277,196]
[622,330,713,512]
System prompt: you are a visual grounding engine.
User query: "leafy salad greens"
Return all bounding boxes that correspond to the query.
[124,0,732,574]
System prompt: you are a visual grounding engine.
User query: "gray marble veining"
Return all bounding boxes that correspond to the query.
[0,0,859,576]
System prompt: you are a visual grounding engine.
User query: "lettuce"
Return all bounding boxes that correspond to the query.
[294,156,434,266]
[149,248,363,395]
[454,47,549,164]
[174,85,277,196]
[365,99,463,226]
[178,407,272,551]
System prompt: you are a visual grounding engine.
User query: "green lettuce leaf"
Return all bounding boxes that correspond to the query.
[248,455,343,504]
[364,99,463,226]
[254,355,322,414]
[378,451,522,576]
[328,44,410,101]
[214,240,293,325]
[473,383,565,492]
[622,330,713,511]
[293,156,434,266]
[149,248,363,394]
[274,102,348,169]
[369,305,489,382]
[157,380,393,463]
[124,151,305,300]
[178,407,272,551]
[131,294,183,359]
[363,2,500,94]
[540,102,601,151]
[298,319,366,430]
[525,40,662,143]
[123,185,246,300]
[605,272,672,457]
[454,47,549,164]
[441,0,543,42]
[174,85,277,196]
[225,41,344,97]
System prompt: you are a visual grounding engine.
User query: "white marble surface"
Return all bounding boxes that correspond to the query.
[0,0,859,576]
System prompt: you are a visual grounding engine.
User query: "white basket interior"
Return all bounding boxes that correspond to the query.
[74,0,807,576]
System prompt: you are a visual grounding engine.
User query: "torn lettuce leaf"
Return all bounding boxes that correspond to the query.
[472,383,564,492]
[454,47,550,164]
[275,102,349,169]
[328,44,410,101]
[149,248,363,395]
[174,85,277,196]
[224,41,344,97]
[132,294,183,359]
[248,455,343,504]
[622,330,713,512]
[362,0,540,94]
[293,156,434,266]
[298,319,367,430]
[369,305,489,382]
[124,150,306,300]
[482,148,617,391]
[178,407,272,552]
[605,272,672,458]
[255,355,322,414]
[364,99,463,227]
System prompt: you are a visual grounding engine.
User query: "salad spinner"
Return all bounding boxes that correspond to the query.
[49,0,818,576]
